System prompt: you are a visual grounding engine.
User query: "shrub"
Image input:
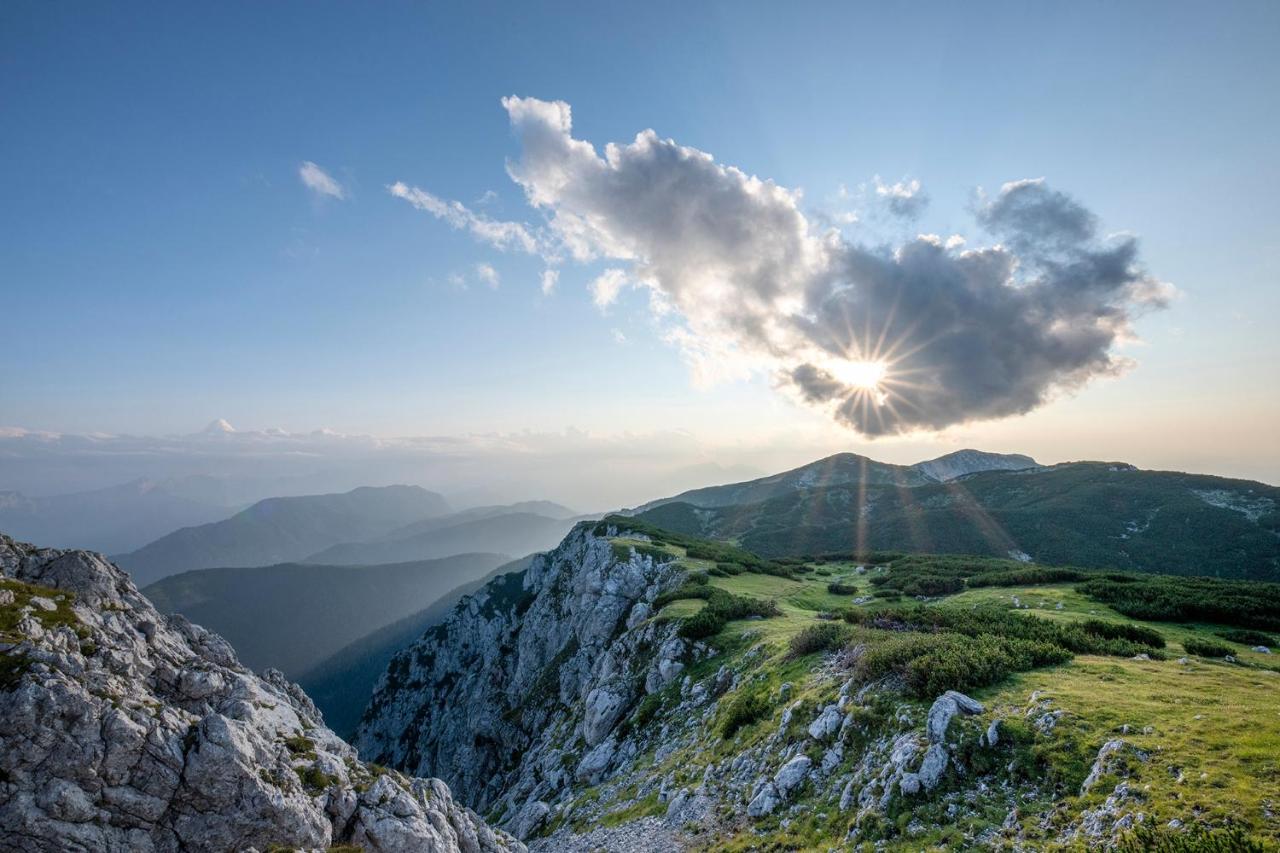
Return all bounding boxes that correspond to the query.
[1183,637,1235,658]
[1217,628,1275,647]
[296,764,337,793]
[720,690,771,739]
[788,623,852,658]
[1078,619,1166,648]
[1076,575,1280,632]
[827,582,858,595]
[1115,823,1264,853]
[677,588,780,639]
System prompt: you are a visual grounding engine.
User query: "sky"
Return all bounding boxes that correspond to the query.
[2,1,1278,504]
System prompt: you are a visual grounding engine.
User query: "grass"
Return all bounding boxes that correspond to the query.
[591,530,1280,849]
[983,655,1280,845]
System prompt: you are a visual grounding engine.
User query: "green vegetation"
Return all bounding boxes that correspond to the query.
[1077,575,1280,631]
[296,763,337,794]
[283,734,317,759]
[1117,823,1265,852]
[633,462,1280,580]
[676,588,779,639]
[787,622,852,658]
[0,577,80,643]
[1183,637,1236,658]
[586,522,1280,849]
[1217,629,1275,647]
[719,689,772,739]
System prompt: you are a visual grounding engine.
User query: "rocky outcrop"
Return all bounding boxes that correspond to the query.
[0,533,519,853]
[355,524,689,835]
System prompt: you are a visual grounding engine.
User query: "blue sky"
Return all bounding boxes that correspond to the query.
[2,1,1278,486]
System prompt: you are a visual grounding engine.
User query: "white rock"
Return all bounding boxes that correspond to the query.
[747,782,780,817]
[808,705,844,741]
[773,755,813,795]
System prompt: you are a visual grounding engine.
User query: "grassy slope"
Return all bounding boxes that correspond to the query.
[637,463,1280,580]
[580,536,1280,850]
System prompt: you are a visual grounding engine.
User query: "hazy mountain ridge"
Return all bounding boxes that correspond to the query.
[298,556,533,740]
[115,484,451,585]
[0,479,235,555]
[142,551,510,676]
[305,511,579,567]
[0,532,519,851]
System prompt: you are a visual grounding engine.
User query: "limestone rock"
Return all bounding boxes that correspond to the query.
[0,533,520,853]
[774,755,812,795]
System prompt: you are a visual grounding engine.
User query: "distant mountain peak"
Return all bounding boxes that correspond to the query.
[911,449,1039,482]
[202,418,236,434]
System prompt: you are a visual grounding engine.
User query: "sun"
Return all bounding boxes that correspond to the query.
[830,359,888,392]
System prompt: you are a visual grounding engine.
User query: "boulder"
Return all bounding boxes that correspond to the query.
[808,705,843,741]
[747,782,781,817]
[773,755,813,795]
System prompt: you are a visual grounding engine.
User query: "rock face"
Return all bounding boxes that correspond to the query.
[0,533,520,853]
[355,523,689,835]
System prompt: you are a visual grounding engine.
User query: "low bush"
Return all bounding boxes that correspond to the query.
[720,690,771,739]
[1183,637,1235,658]
[788,623,852,658]
[677,587,780,639]
[1078,619,1166,648]
[1076,575,1280,632]
[827,581,858,595]
[1216,628,1274,647]
[1115,823,1264,853]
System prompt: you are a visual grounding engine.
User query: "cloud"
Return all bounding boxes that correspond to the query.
[474,262,500,288]
[389,181,538,253]
[491,96,1170,436]
[589,268,627,310]
[873,176,928,219]
[299,161,345,200]
[540,269,559,296]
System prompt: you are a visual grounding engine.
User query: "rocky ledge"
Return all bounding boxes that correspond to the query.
[0,533,522,853]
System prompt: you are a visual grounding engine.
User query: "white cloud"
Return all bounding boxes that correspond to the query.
[389,181,538,254]
[589,268,627,310]
[873,175,927,219]
[475,262,500,288]
[540,268,559,296]
[299,161,345,200]
[611,328,628,344]
[494,96,1169,436]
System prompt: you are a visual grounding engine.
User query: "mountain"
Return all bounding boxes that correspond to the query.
[634,460,1279,580]
[304,511,579,567]
[385,501,579,540]
[633,452,932,512]
[909,448,1038,482]
[115,484,451,585]
[354,519,1280,849]
[142,551,509,676]
[0,478,234,554]
[0,532,519,851]
[298,556,532,739]
[635,451,1041,516]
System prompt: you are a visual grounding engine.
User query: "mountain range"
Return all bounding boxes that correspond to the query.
[141,551,511,676]
[0,478,235,554]
[114,484,451,585]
